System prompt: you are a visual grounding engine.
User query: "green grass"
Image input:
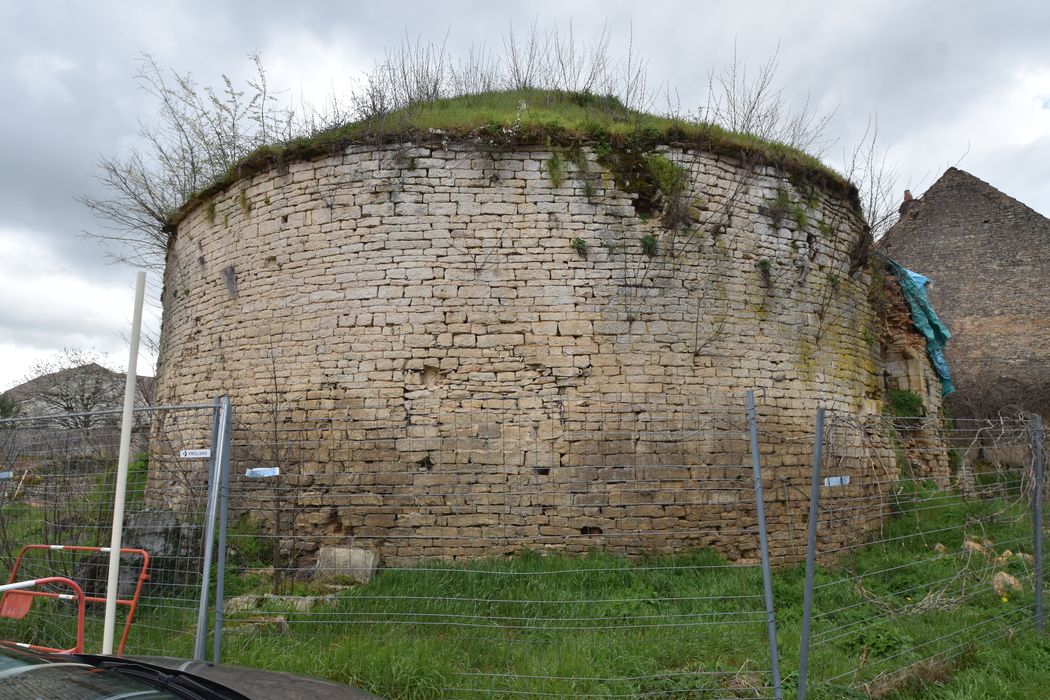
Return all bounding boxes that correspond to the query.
[217,549,775,698]
[168,88,859,229]
[1,473,1045,698]
[182,479,1043,699]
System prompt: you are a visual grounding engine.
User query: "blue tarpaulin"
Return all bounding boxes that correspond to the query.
[885,257,955,397]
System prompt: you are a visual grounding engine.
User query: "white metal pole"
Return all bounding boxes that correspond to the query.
[102,271,146,655]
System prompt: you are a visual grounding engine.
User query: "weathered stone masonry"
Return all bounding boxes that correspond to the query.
[156,141,897,564]
[879,168,1050,417]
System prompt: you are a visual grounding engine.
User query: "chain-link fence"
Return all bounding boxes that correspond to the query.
[0,396,1045,700]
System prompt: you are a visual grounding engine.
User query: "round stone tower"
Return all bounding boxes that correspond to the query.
[155,132,887,564]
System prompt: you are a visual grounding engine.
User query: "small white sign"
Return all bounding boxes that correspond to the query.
[179,449,212,459]
[0,471,11,480]
[823,475,851,487]
[245,467,280,478]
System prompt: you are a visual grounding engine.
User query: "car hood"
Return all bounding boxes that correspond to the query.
[123,656,384,700]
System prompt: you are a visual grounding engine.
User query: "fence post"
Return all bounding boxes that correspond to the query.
[102,270,146,655]
[1033,413,1045,633]
[212,396,233,663]
[746,390,783,700]
[194,396,231,660]
[797,407,825,700]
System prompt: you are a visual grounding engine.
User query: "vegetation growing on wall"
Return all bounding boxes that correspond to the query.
[81,24,904,274]
[163,87,860,231]
[888,388,926,417]
[544,150,566,188]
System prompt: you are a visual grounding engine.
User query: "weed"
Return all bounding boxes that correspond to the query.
[170,88,858,232]
[545,152,565,188]
[888,388,925,417]
[643,153,686,199]
[6,478,1044,699]
[819,219,834,235]
[765,189,793,226]
[238,189,252,217]
[570,237,588,257]
[792,203,809,230]
[757,258,772,286]
[567,146,589,174]
[264,195,271,206]
[582,180,597,201]
[204,200,217,224]
[640,234,658,257]
[845,621,913,658]
[637,125,662,143]
[228,514,277,570]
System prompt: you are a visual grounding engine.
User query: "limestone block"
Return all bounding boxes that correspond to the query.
[315,546,380,583]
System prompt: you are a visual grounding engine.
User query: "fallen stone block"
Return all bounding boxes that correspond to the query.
[315,546,379,583]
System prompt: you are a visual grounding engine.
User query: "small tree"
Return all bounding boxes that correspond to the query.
[79,54,328,270]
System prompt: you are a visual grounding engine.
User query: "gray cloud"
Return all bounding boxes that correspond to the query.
[2,0,1049,387]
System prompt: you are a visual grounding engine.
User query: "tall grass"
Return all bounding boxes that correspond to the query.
[1,476,1044,698]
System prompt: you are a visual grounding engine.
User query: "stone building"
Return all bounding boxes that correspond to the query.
[878,168,1050,417]
[152,115,930,565]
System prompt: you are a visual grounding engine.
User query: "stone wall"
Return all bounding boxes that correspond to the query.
[879,168,1050,418]
[880,269,950,483]
[155,141,892,564]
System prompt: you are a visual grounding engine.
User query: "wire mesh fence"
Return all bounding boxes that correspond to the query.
[798,412,1045,699]
[0,395,1045,700]
[220,393,784,698]
[0,404,219,656]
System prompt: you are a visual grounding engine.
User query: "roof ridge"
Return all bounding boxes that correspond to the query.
[939,167,1049,221]
[879,167,1050,248]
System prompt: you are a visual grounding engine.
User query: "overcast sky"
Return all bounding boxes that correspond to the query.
[2,0,1049,392]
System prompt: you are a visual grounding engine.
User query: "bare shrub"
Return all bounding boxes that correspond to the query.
[82,25,894,270]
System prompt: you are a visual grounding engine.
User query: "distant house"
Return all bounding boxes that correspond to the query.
[2,363,154,426]
[878,168,1050,417]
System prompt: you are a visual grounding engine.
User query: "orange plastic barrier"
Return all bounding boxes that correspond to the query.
[2,544,151,655]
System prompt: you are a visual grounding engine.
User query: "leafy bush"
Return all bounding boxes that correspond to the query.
[888,389,925,417]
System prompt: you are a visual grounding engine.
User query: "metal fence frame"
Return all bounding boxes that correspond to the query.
[0,399,231,659]
[1,395,1046,699]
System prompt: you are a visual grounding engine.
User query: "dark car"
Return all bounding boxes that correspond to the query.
[0,642,383,699]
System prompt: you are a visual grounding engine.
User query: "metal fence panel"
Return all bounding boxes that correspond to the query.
[5,396,1046,700]
[0,404,218,656]
[218,393,781,698]
[800,413,1042,698]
